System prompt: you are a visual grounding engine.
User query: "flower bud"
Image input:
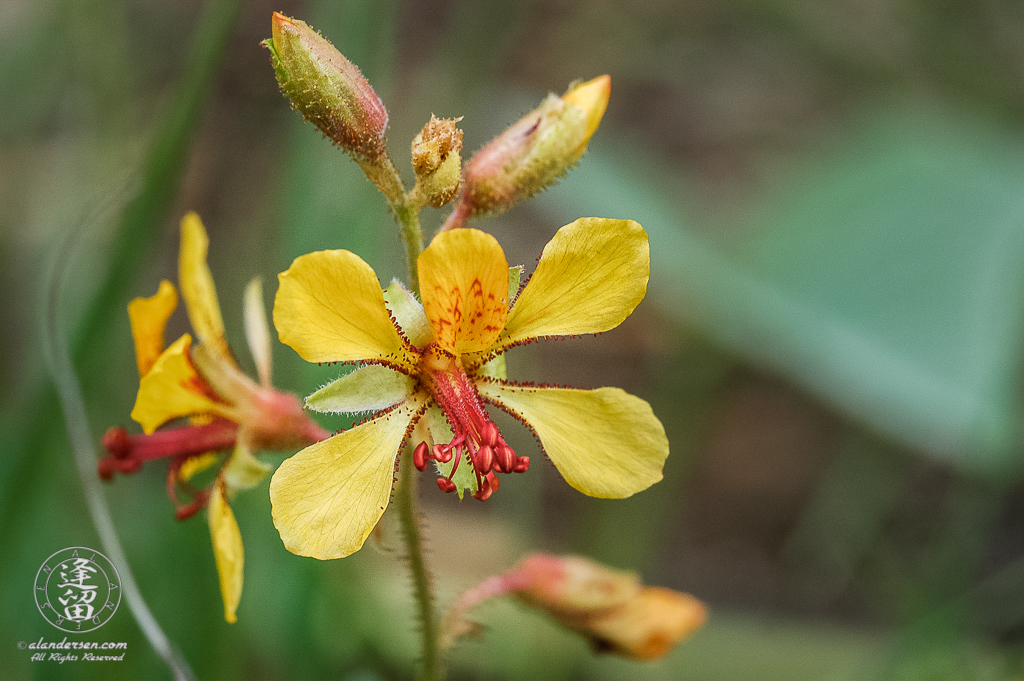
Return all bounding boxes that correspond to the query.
[513,554,706,661]
[265,12,389,161]
[442,553,705,661]
[458,75,610,217]
[412,115,464,208]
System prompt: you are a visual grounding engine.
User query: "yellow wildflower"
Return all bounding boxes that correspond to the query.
[271,218,668,560]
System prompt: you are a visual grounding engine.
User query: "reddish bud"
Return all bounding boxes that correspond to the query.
[266,13,389,161]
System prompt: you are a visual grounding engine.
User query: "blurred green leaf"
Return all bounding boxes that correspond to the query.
[538,107,1024,472]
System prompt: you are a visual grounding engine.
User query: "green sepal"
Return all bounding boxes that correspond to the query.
[306,365,414,414]
[508,265,523,305]
[383,280,433,347]
[223,440,271,492]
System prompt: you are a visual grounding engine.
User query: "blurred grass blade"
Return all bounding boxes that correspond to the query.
[0,0,242,550]
[74,0,243,369]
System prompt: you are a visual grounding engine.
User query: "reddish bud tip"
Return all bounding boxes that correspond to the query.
[437,478,458,493]
[513,456,530,473]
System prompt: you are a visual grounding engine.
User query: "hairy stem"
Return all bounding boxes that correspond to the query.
[361,135,436,679]
[395,448,441,681]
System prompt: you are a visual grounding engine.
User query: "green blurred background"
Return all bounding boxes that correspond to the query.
[6,0,1024,678]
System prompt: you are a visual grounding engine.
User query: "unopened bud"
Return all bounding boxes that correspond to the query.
[412,115,464,208]
[458,75,610,217]
[513,554,706,661]
[265,13,389,161]
[443,553,706,661]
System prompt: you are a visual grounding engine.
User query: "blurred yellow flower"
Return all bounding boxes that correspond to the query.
[100,212,327,622]
[271,218,669,560]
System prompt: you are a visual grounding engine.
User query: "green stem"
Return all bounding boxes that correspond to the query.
[358,155,425,287]
[395,446,441,681]
[366,155,435,678]
[395,201,424,286]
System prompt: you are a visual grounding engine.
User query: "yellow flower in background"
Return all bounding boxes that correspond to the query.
[271,218,669,561]
[99,212,328,623]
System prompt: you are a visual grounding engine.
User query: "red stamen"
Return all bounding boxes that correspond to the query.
[432,443,452,463]
[420,344,528,499]
[174,488,211,521]
[99,420,239,473]
[475,445,495,475]
[413,441,430,471]
[495,444,515,473]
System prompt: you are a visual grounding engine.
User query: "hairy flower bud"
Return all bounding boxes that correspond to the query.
[412,115,464,208]
[265,12,389,160]
[458,75,610,217]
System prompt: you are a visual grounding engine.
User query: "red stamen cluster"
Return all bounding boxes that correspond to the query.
[417,347,529,500]
[98,419,238,520]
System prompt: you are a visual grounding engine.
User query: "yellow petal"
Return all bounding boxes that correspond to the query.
[178,451,218,482]
[478,381,667,498]
[223,440,271,492]
[561,75,610,153]
[243,277,273,387]
[274,250,416,369]
[179,212,233,362]
[501,218,649,347]
[270,398,425,559]
[128,280,178,377]
[208,477,243,624]
[418,228,508,355]
[131,334,238,434]
[583,587,707,661]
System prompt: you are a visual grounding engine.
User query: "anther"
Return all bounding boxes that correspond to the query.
[480,421,499,448]
[433,443,453,463]
[97,458,115,481]
[474,477,493,501]
[437,478,457,493]
[495,444,516,473]
[513,456,530,473]
[475,444,495,475]
[413,441,430,471]
[103,426,131,459]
